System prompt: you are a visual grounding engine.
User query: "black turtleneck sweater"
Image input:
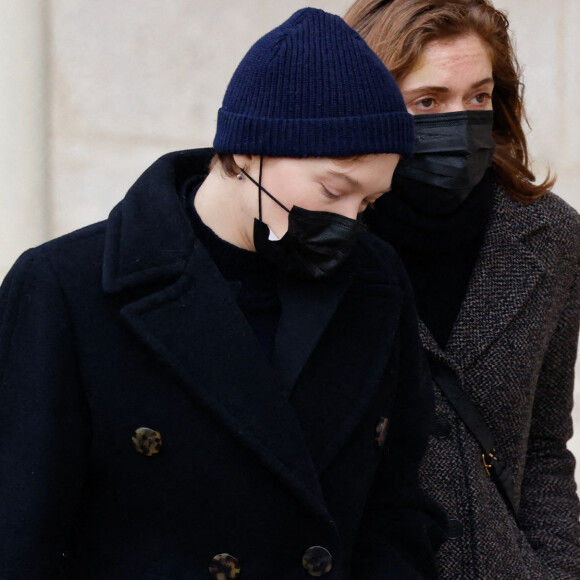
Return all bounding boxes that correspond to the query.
[184,181,281,358]
[365,170,495,348]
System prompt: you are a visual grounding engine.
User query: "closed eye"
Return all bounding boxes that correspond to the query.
[320,185,340,199]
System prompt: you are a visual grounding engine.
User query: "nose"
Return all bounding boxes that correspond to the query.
[340,200,363,221]
[444,101,469,113]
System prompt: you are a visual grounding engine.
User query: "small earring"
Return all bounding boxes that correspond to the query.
[236,165,248,180]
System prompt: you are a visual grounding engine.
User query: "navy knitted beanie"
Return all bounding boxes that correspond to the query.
[213,8,414,158]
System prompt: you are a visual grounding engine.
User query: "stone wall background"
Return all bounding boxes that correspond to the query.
[2,0,580,476]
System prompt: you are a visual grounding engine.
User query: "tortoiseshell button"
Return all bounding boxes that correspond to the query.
[375,417,389,448]
[209,553,240,579]
[132,427,162,456]
[302,546,332,577]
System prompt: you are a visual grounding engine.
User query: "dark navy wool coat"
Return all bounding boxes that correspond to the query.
[0,149,445,579]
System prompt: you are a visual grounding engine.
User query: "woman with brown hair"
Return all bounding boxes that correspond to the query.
[345,0,580,578]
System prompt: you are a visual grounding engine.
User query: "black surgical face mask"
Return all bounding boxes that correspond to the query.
[393,110,495,215]
[242,158,363,280]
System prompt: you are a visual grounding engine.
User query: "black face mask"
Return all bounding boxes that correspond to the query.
[242,158,363,280]
[393,110,495,215]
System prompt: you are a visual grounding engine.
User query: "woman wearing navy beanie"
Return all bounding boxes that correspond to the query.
[0,8,445,578]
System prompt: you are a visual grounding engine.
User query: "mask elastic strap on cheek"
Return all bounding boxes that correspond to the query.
[258,155,264,221]
[240,156,290,220]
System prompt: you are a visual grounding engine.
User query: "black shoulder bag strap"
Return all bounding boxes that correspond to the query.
[428,356,519,518]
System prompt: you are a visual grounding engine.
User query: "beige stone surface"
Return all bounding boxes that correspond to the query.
[0,0,49,275]
[49,0,351,235]
[499,0,580,206]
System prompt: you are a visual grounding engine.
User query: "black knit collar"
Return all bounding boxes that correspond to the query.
[364,168,495,255]
[183,177,277,287]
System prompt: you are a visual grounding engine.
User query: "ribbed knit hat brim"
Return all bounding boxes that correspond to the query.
[214,8,414,158]
[215,111,414,158]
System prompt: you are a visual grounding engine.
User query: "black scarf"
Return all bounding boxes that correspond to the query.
[364,169,495,347]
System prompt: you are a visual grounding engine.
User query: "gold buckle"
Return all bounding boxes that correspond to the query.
[482,449,498,477]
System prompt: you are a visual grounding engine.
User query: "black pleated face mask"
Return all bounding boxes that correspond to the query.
[393,110,495,215]
[242,158,363,280]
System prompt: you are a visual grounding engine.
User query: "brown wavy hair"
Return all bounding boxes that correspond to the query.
[345,0,554,202]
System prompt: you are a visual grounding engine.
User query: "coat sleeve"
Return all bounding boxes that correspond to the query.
[353,283,448,579]
[518,265,580,578]
[0,250,91,577]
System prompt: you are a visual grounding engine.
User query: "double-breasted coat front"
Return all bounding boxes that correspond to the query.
[0,149,445,579]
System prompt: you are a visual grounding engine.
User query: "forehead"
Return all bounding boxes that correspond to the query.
[270,154,398,173]
[267,154,399,192]
[328,154,401,178]
[406,34,493,84]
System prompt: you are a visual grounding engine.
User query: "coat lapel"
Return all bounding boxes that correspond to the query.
[101,150,328,519]
[418,319,442,359]
[310,280,403,473]
[430,188,547,370]
[119,242,328,516]
[272,274,350,395]
[284,245,405,473]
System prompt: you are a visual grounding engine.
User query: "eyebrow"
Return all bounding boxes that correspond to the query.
[327,170,362,189]
[403,77,495,98]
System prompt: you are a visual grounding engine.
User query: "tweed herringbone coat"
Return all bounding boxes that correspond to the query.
[416,186,580,579]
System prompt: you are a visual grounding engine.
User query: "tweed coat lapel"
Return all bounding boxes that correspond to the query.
[101,150,328,519]
[422,188,547,370]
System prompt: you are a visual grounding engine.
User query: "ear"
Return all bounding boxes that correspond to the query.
[232,154,253,172]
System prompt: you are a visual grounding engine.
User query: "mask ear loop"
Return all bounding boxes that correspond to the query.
[240,157,290,219]
[258,155,264,222]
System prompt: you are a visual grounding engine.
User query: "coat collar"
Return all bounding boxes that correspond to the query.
[102,149,214,294]
[423,186,547,370]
